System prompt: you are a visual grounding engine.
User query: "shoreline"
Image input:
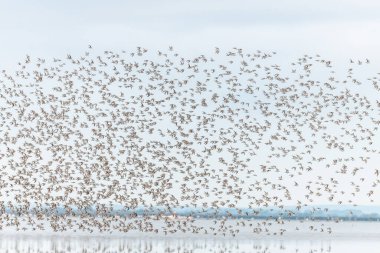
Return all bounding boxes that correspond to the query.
[0,220,379,239]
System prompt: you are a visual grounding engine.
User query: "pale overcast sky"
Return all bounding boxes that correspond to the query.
[1,0,380,69]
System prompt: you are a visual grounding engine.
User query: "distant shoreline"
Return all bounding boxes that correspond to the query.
[2,204,380,221]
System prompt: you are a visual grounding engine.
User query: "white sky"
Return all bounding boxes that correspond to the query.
[1,0,380,68]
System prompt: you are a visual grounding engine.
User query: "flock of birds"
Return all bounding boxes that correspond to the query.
[0,46,379,236]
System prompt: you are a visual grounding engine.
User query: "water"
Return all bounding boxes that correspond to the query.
[0,221,379,252]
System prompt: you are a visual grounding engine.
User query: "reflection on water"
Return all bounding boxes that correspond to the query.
[0,236,339,253]
[0,220,380,253]
[1,235,380,253]
[1,236,380,253]
[1,221,380,253]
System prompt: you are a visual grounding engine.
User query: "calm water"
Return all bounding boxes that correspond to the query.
[0,221,379,253]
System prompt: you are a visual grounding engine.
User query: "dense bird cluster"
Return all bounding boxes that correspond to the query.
[0,46,379,236]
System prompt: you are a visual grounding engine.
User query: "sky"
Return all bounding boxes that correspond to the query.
[1,0,380,68]
[0,0,380,208]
